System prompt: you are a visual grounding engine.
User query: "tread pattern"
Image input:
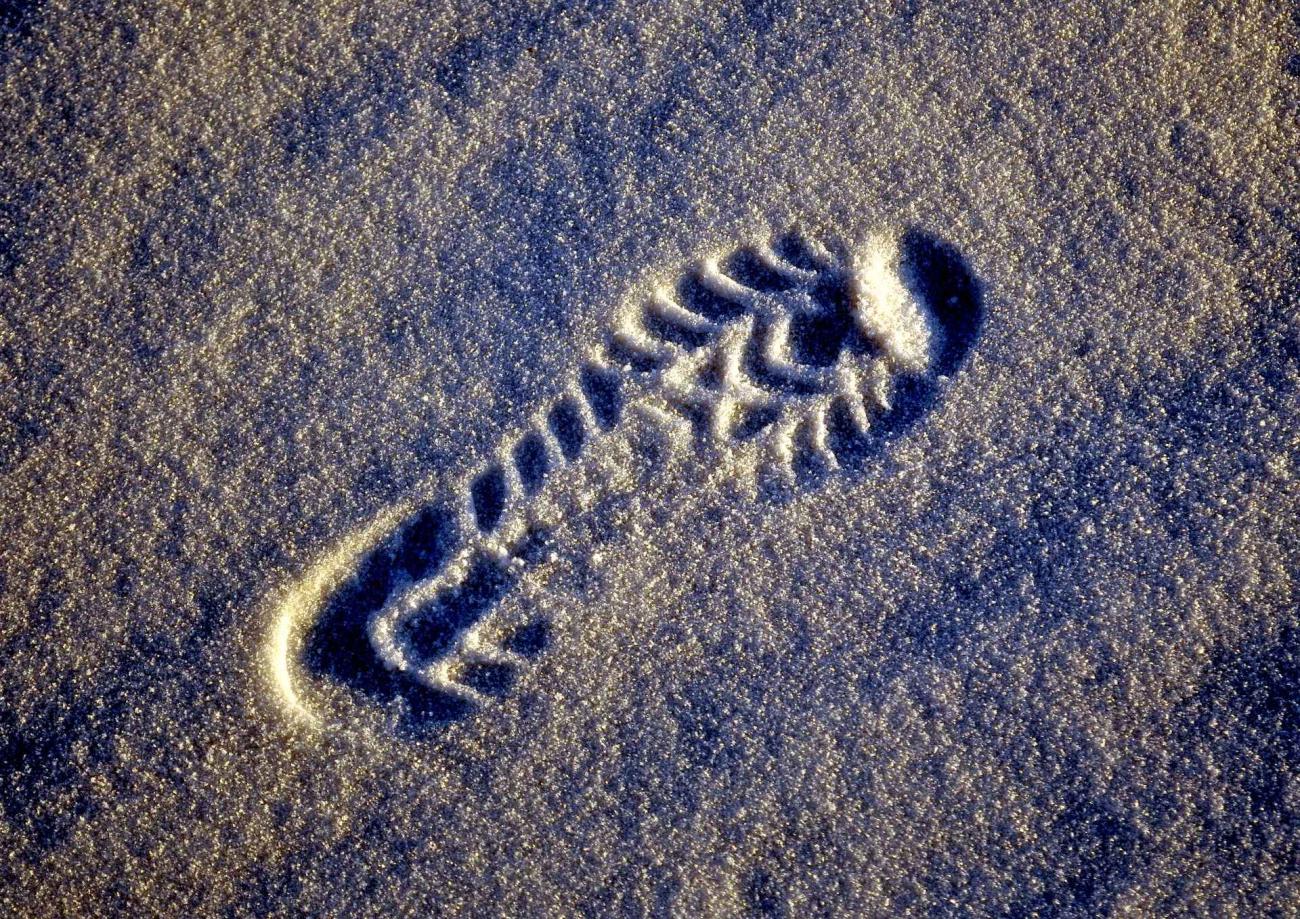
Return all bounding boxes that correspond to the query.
[361,228,949,705]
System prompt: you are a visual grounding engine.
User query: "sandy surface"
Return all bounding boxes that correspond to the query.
[1,1,1297,915]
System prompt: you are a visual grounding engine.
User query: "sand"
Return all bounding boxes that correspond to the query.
[1,1,1297,915]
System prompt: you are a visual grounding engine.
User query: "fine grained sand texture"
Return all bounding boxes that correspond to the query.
[1,1,1297,915]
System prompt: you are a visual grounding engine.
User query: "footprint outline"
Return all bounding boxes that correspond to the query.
[286,224,986,725]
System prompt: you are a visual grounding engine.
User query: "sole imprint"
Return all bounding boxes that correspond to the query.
[275,226,984,730]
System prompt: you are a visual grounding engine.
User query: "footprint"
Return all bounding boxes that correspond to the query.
[281,226,984,729]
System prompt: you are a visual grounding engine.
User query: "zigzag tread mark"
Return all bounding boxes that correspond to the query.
[353,229,937,706]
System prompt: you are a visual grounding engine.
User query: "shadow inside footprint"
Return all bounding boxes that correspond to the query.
[401,554,519,661]
[301,504,556,733]
[301,503,479,730]
[900,226,985,379]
